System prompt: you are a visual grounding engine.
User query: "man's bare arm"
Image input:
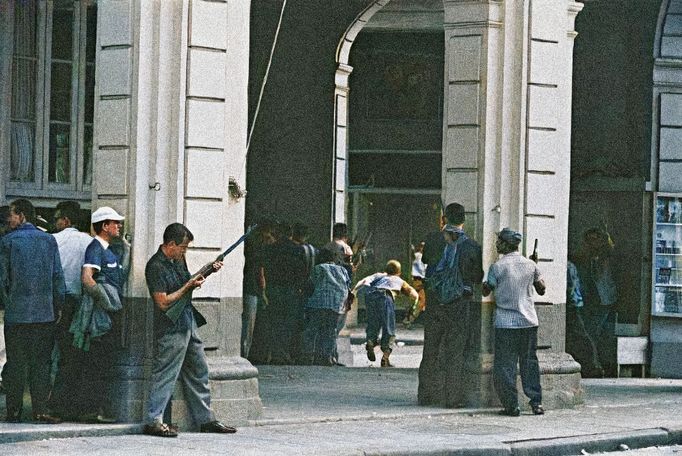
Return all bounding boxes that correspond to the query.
[151,275,205,312]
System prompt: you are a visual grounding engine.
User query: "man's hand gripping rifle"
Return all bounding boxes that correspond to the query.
[165,224,257,323]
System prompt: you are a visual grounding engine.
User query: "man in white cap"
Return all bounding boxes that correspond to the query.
[77,206,126,422]
[482,228,546,417]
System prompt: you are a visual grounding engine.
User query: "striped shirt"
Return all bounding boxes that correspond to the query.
[306,263,351,314]
[486,252,542,329]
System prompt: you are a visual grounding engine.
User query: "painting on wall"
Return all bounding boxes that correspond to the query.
[355,49,442,122]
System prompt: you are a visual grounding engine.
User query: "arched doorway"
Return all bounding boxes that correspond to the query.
[336,3,445,320]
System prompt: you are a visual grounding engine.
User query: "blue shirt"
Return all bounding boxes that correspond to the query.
[306,263,351,314]
[84,237,124,297]
[0,223,66,324]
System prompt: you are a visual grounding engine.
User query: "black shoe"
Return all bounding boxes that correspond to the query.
[200,420,237,434]
[79,412,117,424]
[143,422,178,438]
[6,412,21,423]
[366,342,376,362]
[34,414,63,424]
[531,404,545,415]
[498,407,521,417]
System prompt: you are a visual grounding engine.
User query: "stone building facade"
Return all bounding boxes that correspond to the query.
[1,0,681,426]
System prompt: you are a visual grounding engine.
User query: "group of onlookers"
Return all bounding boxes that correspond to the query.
[0,196,553,425]
[0,200,235,436]
[242,220,418,368]
[243,221,353,366]
[0,199,127,424]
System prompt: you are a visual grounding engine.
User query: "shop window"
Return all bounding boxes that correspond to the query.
[7,0,96,199]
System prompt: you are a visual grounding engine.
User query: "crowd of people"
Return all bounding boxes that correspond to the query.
[0,199,128,424]
[0,196,556,428]
[0,199,235,437]
[243,220,416,368]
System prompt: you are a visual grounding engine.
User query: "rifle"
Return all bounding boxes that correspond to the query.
[351,232,372,268]
[191,224,258,280]
[165,224,258,323]
[529,239,539,263]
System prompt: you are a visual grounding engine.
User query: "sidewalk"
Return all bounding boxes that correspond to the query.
[1,366,681,455]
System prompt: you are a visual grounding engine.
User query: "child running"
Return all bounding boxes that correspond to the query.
[354,260,418,367]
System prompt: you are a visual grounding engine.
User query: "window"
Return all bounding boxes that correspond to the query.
[7,0,96,199]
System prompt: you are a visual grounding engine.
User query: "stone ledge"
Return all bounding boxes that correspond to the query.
[206,356,259,380]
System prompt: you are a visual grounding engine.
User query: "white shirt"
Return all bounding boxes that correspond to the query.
[412,252,426,279]
[52,227,93,295]
[486,252,542,329]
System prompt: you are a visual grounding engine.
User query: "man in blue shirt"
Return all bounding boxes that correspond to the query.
[77,206,126,422]
[0,199,65,423]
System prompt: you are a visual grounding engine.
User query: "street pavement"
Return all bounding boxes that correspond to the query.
[1,368,681,455]
[1,326,681,455]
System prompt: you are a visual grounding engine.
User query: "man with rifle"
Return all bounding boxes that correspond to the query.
[143,223,237,437]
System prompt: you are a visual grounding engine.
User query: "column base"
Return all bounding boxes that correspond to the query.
[170,356,263,430]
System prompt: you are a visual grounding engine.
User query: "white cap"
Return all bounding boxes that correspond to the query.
[91,206,125,224]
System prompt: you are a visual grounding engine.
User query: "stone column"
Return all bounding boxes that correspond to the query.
[94,0,261,426]
[441,0,583,408]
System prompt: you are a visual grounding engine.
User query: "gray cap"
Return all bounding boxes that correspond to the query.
[498,227,523,246]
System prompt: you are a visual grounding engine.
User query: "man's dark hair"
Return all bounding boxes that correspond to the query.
[318,247,338,264]
[292,222,309,241]
[0,206,10,236]
[272,221,292,241]
[332,223,348,239]
[163,223,194,245]
[444,203,465,225]
[10,198,35,224]
[497,240,519,255]
[55,200,81,226]
[0,206,10,224]
[92,221,105,235]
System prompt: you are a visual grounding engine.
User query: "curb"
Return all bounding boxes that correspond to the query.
[508,427,681,456]
[0,423,142,444]
[248,408,486,427]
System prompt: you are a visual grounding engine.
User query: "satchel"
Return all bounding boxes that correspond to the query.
[425,236,468,305]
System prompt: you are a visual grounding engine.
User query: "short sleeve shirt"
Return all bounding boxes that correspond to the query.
[83,237,124,297]
[486,252,541,328]
[145,247,194,332]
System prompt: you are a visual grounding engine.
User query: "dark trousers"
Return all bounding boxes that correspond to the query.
[81,328,119,417]
[4,321,56,420]
[301,308,339,365]
[417,299,473,407]
[50,295,87,417]
[268,285,304,364]
[52,303,120,418]
[493,327,542,410]
[566,306,603,376]
[365,290,396,352]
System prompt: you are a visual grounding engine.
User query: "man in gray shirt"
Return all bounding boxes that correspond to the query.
[482,228,546,417]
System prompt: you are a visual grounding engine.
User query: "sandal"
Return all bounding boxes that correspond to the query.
[143,422,178,438]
